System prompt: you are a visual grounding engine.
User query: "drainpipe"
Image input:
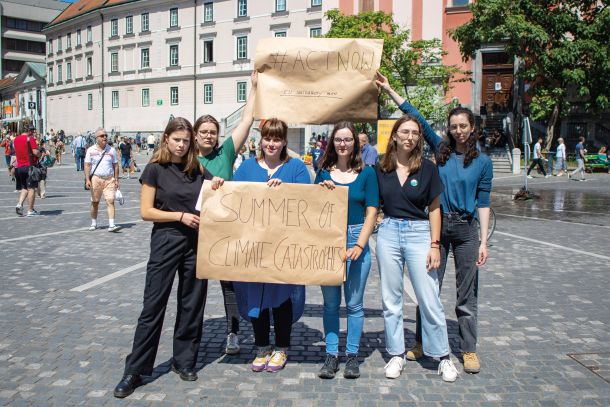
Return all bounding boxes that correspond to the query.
[193,0,197,121]
[100,12,105,129]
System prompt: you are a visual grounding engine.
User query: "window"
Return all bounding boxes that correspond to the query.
[276,0,286,12]
[66,62,72,80]
[86,57,92,76]
[203,40,213,63]
[66,33,71,48]
[452,0,469,5]
[275,31,287,37]
[48,67,53,83]
[310,27,322,37]
[57,36,62,51]
[76,29,81,46]
[125,16,133,34]
[87,93,92,110]
[236,36,247,60]
[170,86,179,105]
[112,90,119,108]
[204,84,213,104]
[169,8,178,27]
[141,48,150,68]
[57,64,62,82]
[87,26,92,42]
[141,13,149,32]
[142,88,150,106]
[169,44,179,66]
[110,52,119,72]
[204,2,213,22]
[237,81,247,102]
[359,0,373,12]
[237,0,247,17]
[111,19,118,36]
[311,0,322,6]
[48,39,53,54]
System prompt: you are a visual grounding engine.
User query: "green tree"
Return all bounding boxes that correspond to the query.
[451,0,610,149]
[324,9,461,128]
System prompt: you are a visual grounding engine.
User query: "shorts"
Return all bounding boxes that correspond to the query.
[91,175,117,203]
[15,166,38,190]
[121,155,131,169]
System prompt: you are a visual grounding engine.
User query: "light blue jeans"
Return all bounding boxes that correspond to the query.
[376,217,450,358]
[321,223,371,356]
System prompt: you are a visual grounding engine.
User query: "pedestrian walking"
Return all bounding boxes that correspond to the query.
[135,132,142,153]
[233,118,310,373]
[146,134,155,155]
[194,72,257,355]
[84,128,121,232]
[377,72,493,375]
[13,123,41,217]
[569,136,587,181]
[527,137,550,178]
[314,121,379,380]
[555,138,567,176]
[72,133,87,171]
[118,137,133,178]
[113,117,223,398]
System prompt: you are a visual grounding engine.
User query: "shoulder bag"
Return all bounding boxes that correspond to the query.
[26,137,46,183]
[85,148,107,190]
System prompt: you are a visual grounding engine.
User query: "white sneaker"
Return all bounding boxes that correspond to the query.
[108,225,122,233]
[15,204,23,216]
[384,356,405,379]
[88,225,97,231]
[225,333,240,355]
[544,175,551,178]
[526,175,533,179]
[26,210,40,217]
[438,359,459,382]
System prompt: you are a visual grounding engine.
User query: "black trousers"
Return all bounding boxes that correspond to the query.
[251,298,293,348]
[124,227,208,375]
[202,280,240,334]
[527,158,547,176]
[416,217,479,353]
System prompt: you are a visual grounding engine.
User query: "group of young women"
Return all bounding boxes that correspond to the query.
[113,71,493,398]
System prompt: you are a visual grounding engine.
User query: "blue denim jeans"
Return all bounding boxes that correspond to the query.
[376,217,450,358]
[321,223,371,356]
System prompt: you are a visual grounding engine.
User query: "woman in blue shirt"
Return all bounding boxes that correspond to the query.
[233,118,310,373]
[314,121,379,380]
[377,72,493,374]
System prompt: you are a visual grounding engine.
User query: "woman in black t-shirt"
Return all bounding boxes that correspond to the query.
[375,115,458,382]
[114,117,223,398]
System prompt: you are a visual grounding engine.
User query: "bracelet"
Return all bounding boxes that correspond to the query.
[179,212,185,222]
[431,240,441,246]
[354,243,364,250]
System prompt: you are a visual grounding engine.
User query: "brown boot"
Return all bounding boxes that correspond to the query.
[462,352,480,373]
[405,342,424,361]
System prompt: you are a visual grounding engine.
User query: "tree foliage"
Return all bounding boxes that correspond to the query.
[451,0,610,147]
[324,9,461,127]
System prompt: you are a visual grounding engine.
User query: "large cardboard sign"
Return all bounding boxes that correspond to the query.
[197,182,348,286]
[254,38,384,124]
[377,119,397,155]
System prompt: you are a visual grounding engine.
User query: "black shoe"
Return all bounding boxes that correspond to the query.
[113,374,141,398]
[318,354,339,379]
[343,354,360,379]
[171,364,198,381]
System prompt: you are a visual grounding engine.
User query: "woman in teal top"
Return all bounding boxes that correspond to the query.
[314,121,379,380]
[194,71,257,355]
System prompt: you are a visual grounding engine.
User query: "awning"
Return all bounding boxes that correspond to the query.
[0,117,22,123]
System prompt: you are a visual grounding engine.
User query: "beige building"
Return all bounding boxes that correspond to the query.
[43,0,326,153]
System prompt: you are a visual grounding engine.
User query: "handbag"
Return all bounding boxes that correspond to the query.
[85,149,107,190]
[26,136,46,182]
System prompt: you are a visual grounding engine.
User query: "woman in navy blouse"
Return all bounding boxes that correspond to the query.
[314,121,379,380]
[232,118,310,373]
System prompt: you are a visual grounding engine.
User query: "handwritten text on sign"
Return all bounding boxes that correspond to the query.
[196,182,348,286]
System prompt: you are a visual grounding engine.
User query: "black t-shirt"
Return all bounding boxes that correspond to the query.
[119,142,132,158]
[140,162,212,221]
[376,158,443,220]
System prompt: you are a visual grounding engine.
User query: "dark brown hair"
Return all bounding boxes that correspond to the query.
[258,118,290,163]
[318,121,363,172]
[193,114,220,149]
[150,117,202,175]
[437,106,479,167]
[380,114,424,173]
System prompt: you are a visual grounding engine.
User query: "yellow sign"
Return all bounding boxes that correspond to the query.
[376,120,396,155]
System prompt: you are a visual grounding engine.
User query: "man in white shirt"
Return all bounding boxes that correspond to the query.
[84,128,121,232]
[555,138,567,176]
[146,134,156,155]
[527,137,550,178]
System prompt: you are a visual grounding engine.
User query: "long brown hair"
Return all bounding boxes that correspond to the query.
[150,117,202,175]
[193,114,220,149]
[258,118,290,163]
[380,114,424,173]
[437,107,479,167]
[318,121,363,172]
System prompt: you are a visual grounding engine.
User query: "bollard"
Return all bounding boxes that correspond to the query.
[512,148,521,174]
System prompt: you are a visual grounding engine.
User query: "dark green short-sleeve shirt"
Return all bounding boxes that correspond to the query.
[197,137,236,180]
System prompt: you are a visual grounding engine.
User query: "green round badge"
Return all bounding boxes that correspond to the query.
[410,179,418,187]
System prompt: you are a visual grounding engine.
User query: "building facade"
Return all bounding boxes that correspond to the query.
[0,61,47,132]
[0,0,67,77]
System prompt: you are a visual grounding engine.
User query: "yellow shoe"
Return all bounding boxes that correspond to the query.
[462,352,480,373]
[406,342,424,361]
[266,350,287,372]
[251,348,271,372]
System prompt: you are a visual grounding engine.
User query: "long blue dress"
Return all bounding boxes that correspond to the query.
[232,157,311,323]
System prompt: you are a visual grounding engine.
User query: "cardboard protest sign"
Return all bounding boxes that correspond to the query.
[254,37,384,124]
[197,182,348,286]
[377,119,397,155]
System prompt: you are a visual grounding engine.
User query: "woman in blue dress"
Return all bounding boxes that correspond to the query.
[232,118,310,373]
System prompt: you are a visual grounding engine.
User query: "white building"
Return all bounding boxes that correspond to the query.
[43,0,327,154]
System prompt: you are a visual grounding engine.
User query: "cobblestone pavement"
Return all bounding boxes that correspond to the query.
[1,153,609,406]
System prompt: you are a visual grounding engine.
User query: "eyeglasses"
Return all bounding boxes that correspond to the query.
[334,138,354,145]
[198,130,217,136]
[395,130,420,139]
